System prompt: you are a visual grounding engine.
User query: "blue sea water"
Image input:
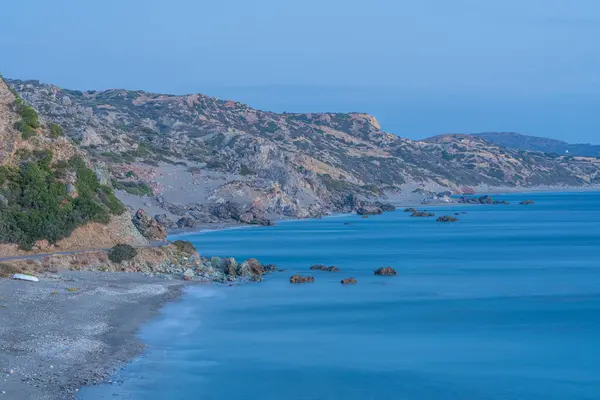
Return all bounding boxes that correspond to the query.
[81,192,600,400]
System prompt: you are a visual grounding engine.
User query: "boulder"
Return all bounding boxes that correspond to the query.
[290,275,315,284]
[341,277,357,285]
[132,209,167,241]
[374,267,397,276]
[238,258,265,277]
[436,215,458,223]
[182,269,195,281]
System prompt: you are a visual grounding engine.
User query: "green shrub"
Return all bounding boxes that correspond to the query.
[111,180,153,196]
[173,240,196,255]
[0,156,125,249]
[239,164,255,176]
[50,123,64,138]
[108,244,137,263]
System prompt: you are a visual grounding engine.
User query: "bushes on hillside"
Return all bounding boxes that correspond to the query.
[13,98,40,140]
[108,244,137,263]
[0,156,125,249]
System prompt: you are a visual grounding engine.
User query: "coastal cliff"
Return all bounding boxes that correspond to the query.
[7,78,599,230]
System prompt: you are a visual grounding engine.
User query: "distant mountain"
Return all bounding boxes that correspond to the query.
[472,132,600,157]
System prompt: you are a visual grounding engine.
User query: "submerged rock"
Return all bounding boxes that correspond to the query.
[374,267,397,276]
[341,277,357,285]
[404,208,417,213]
[290,275,315,284]
[520,200,535,205]
[436,215,458,223]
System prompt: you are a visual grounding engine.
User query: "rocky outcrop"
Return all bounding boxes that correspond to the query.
[436,215,459,223]
[290,275,315,284]
[411,211,435,217]
[374,267,397,276]
[458,195,509,205]
[310,264,340,272]
[132,209,167,241]
[341,277,357,285]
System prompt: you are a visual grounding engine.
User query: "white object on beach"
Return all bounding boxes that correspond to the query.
[12,274,39,282]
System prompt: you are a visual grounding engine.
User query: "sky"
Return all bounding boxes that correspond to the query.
[1,0,599,142]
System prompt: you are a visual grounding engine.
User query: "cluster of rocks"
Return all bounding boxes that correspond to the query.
[154,199,274,229]
[190,256,278,283]
[355,201,396,216]
[458,195,509,205]
[290,275,315,284]
[410,211,435,218]
[436,215,459,223]
[310,264,340,272]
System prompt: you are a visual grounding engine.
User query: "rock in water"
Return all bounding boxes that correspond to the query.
[290,275,315,284]
[310,265,340,272]
[520,200,535,205]
[404,208,417,213]
[356,206,382,215]
[13,274,39,282]
[374,267,397,276]
[132,209,167,240]
[341,277,357,285]
[436,215,458,223]
[238,258,265,277]
[411,211,435,217]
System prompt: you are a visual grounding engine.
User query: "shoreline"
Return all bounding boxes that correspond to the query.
[2,187,598,399]
[0,271,187,400]
[167,186,600,238]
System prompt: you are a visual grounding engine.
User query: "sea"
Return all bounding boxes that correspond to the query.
[81,192,600,400]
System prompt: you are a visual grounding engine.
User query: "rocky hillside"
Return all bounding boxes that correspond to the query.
[0,77,148,255]
[7,79,600,228]
[472,132,600,158]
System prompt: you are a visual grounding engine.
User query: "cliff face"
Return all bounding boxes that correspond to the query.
[0,77,146,255]
[6,79,600,227]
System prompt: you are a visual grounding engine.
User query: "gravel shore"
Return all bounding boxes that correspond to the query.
[0,271,185,400]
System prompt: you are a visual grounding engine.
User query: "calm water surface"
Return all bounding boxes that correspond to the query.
[81,192,600,400]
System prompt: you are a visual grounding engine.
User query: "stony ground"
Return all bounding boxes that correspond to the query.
[0,271,184,400]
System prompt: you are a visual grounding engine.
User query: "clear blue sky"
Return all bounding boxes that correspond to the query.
[1,0,599,142]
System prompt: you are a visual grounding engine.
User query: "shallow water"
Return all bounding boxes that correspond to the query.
[81,192,600,400]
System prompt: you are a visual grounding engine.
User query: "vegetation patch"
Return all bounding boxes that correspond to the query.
[173,240,196,255]
[108,244,137,263]
[13,98,40,140]
[0,156,124,249]
[111,180,153,196]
